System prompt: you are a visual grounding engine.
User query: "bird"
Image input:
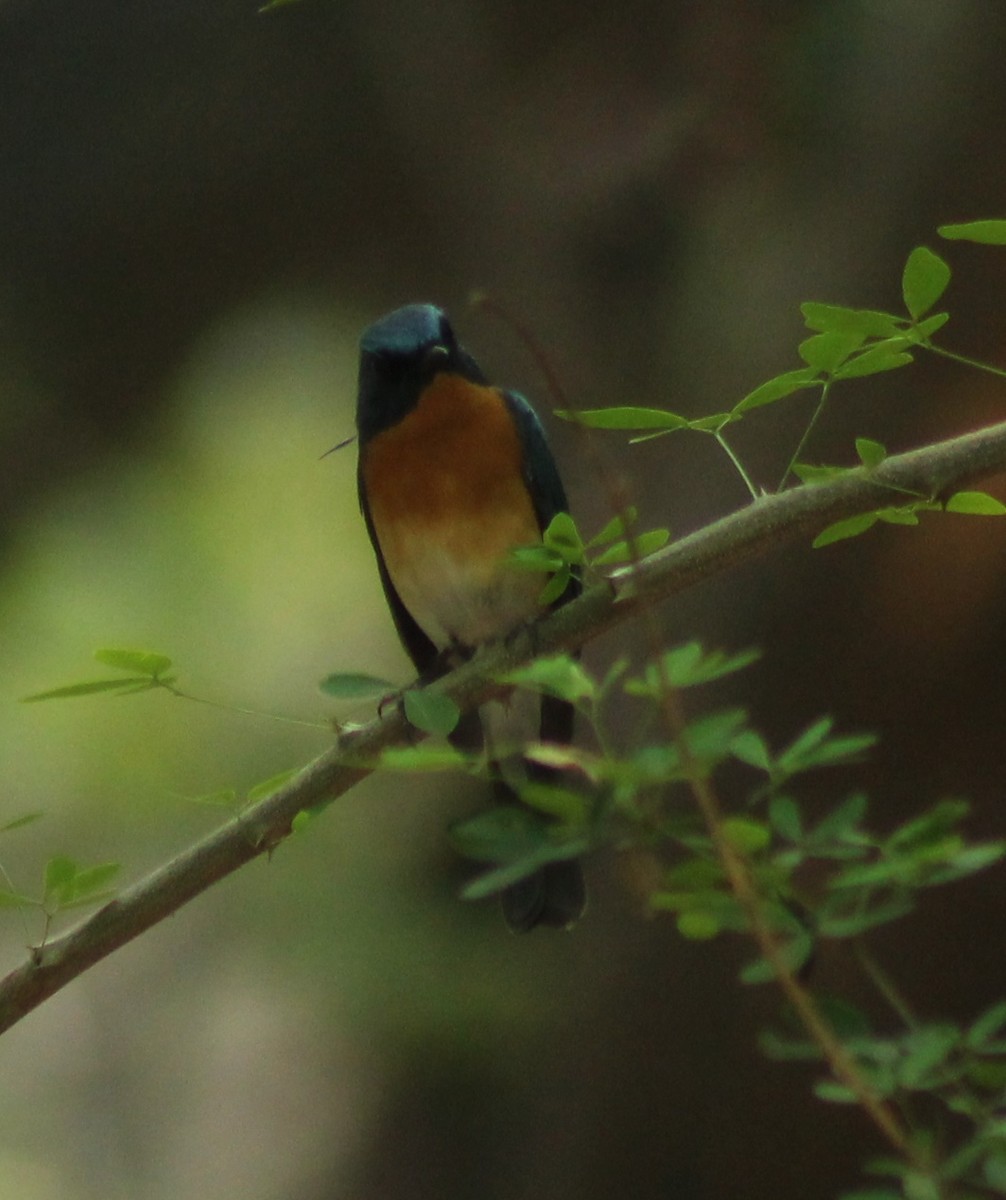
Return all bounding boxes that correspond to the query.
[354,302,586,930]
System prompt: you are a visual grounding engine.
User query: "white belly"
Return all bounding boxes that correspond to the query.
[388,533,544,650]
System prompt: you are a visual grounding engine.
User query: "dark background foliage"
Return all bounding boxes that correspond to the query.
[2,2,1006,1197]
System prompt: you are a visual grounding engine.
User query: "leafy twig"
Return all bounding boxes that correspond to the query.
[3,419,1006,1036]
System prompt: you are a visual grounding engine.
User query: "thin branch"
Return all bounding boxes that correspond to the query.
[3,418,1006,1035]
[686,756,916,1158]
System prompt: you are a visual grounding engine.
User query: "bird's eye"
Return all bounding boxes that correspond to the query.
[423,344,450,372]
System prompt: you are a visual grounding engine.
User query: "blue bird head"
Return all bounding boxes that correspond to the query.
[356,304,486,441]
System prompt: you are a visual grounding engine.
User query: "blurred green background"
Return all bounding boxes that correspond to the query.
[3,2,1006,1197]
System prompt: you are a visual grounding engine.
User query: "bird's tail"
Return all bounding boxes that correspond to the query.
[500,857,586,932]
[451,691,587,931]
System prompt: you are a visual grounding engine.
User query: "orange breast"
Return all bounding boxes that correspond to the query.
[361,374,544,647]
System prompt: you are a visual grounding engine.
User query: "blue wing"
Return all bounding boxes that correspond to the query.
[501,388,581,750]
[501,390,570,531]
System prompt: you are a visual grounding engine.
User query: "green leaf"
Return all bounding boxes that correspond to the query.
[379,745,470,771]
[758,1028,821,1061]
[626,744,682,783]
[778,717,875,775]
[663,642,761,687]
[721,816,771,854]
[897,1024,961,1089]
[813,513,879,547]
[625,644,760,696]
[801,302,903,339]
[403,689,460,736]
[855,438,887,467]
[798,331,867,374]
[246,768,299,802]
[811,792,868,842]
[733,368,819,414]
[810,734,875,771]
[676,910,721,940]
[946,490,1006,515]
[460,861,537,900]
[590,527,670,565]
[831,859,915,889]
[460,834,590,900]
[875,507,919,526]
[659,858,725,891]
[866,1157,914,1180]
[791,462,854,484]
[503,655,595,703]
[769,796,802,841]
[41,857,119,911]
[450,805,549,864]
[813,1079,857,1103]
[557,406,691,430]
[680,708,750,764]
[685,412,734,431]
[888,798,969,849]
[585,508,639,548]
[20,677,154,702]
[967,1000,1006,1048]
[66,862,120,902]
[740,928,814,984]
[817,895,915,937]
[43,856,77,905]
[902,1173,942,1200]
[907,312,949,341]
[511,544,565,572]
[820,995,874,1039]
[961,1059,1006,1091]
[833,343,913,379]
[0,812,43,834]
[93,648,173,677]
[318,672,396,700]
[925,841,1006,883]
[538,566,574,606]
[291,810,313,835]
[902,246,951,319]
[517,782,588,824]
[778,716,834,767]
[985,1151,1006,1194]
[730,730,772,772]
[651,887,746,931]
[542,512,584,560]
[0,890,35,907]
[938,219,1006,244]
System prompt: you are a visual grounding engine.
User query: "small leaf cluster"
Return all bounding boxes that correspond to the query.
[0,848,120,943]
[320,669,464,738]
[655,708,1003,965]
[444,635,1006,1197]
[553,221,1006,529]
[0,802,120,944]
[553,244,954,447]
[448,643,761,901]
[510,509,670,603]
[802,437,1006,549]
[765,998,1006,1199]
[442,655,606,900]
[21,648,176,702]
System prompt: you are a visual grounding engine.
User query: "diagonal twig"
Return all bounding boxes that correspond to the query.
[2,418,1006,1036]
